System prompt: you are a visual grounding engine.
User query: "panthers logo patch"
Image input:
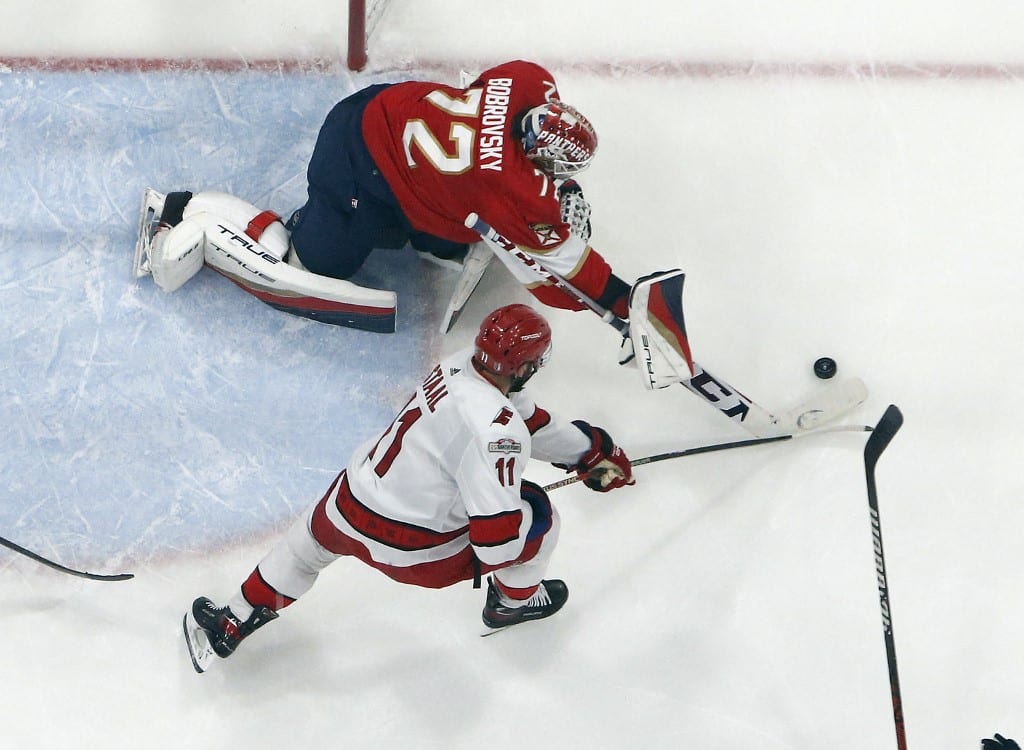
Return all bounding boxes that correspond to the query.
[529,223,563,247]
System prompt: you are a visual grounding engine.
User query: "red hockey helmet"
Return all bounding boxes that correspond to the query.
[520,99,597,179]
[474,304,553,376]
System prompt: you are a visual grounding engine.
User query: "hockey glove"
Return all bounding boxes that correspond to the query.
[983,735,1021,750]
[558,179,592,244]
[562,420,634,492]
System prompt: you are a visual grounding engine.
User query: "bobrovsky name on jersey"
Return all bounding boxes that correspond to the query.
[479,77,513,172]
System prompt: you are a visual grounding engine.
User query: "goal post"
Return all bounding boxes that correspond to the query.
[347,0,392,70]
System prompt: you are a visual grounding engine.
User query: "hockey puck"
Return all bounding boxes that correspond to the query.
[813,357,837,379]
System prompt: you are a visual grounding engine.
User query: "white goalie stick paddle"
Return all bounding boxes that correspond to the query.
[541,423,872,492]
[464,213,868,437]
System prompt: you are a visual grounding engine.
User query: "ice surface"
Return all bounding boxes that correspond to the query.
[0,67,458,563]
[1,2,1022,749]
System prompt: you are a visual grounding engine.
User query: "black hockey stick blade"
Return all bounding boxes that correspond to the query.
[0,535,134,581]
[865,404,904,475]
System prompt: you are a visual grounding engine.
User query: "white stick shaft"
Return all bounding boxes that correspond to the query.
[463,213,785,434]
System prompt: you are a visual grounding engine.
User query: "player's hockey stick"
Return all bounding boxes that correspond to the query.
[0,534,134,582]
[464,213,867,437]
[541,423,872,492]
[863,404,907,750]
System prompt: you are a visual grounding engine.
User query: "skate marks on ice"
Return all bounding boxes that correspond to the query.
[0,67,450,565]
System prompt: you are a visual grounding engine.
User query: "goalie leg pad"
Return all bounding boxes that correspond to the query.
[185,191,290,261]
[203,217,398,333]
[149,216,207,293]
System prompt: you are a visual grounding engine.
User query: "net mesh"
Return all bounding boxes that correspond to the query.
[365,0,390,39]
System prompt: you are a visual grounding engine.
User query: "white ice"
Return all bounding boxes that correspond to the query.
[0,2,1021,749]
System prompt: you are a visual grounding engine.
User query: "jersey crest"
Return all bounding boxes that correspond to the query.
[491,407,515,425]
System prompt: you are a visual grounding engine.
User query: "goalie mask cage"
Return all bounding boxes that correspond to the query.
[348,0,392,70]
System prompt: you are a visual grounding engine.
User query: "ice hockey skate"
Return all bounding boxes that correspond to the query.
[182,597,278,673]
[481,576,569,631]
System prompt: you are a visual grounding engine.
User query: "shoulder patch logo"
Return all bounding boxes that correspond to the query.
[488,437,522,454]
[529,223,563,247]
[491,407,515,426]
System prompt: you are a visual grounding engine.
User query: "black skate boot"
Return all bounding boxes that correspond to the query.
[481,576,569,630]
[182,597,278,673]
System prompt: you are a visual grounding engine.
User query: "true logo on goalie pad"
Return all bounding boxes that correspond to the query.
[215,224,282,265]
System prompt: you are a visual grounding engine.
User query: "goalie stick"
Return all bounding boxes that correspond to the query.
[542,423,872,492]
[863,404,908,750]
[464,213,867,437]
[0,534,134,582]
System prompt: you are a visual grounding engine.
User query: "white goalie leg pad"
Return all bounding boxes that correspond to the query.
[139,189,397,331]
[628,270,695,390]
[149,217,207,292]
[184,191,290,261]
[202,217,398,332]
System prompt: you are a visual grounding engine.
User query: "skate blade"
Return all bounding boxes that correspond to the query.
[133,188,164,279]
[182,610,216,674]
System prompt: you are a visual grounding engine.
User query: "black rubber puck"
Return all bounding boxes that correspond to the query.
[813,357,837,379]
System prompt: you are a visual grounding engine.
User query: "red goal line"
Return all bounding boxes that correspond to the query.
[2,55,1023,81]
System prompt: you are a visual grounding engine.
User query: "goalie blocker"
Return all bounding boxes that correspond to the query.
[133,189,398,333]
[629,269,868,435]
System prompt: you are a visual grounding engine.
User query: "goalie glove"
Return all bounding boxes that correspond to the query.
[558,179,591,244]
[558,420,635,492]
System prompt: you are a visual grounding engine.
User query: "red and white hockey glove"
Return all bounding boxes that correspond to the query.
[564,420,635,492]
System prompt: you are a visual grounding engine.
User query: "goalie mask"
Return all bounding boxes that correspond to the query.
[520,100,597,179]
[474,304,552,390]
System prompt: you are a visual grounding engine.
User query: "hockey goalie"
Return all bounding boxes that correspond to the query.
[133,60,633,337]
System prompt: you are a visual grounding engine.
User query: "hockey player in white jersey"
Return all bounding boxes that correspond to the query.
[183,303,634,671]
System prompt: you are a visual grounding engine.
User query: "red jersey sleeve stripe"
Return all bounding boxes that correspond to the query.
[469,510,523,547]
[524,406,552,434]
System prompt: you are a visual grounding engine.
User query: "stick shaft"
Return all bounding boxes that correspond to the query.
[465,213,781,433]
[543,424,871,491]
[863,405,907,749]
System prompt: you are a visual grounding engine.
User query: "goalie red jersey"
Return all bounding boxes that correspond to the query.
[362,60,625,314]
